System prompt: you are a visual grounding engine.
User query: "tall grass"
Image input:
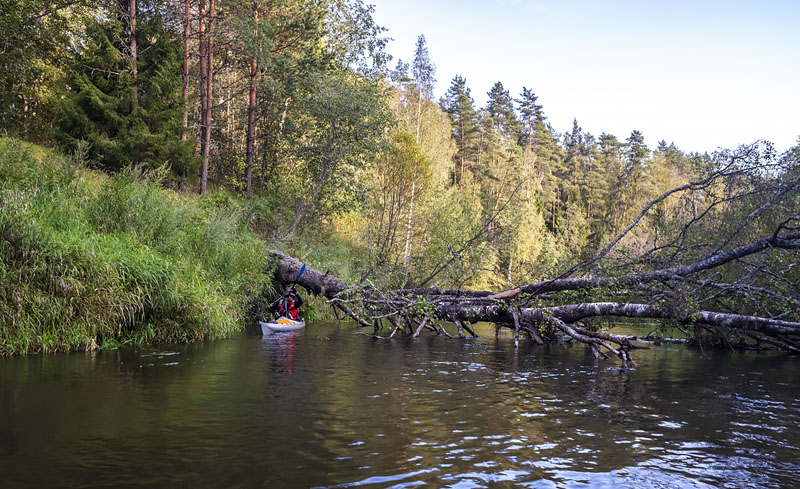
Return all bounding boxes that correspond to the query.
[0,137,272,354]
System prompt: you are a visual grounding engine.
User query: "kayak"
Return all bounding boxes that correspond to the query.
[260,316,305,334]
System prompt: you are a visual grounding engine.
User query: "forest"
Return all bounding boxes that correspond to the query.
[1,0,799,359]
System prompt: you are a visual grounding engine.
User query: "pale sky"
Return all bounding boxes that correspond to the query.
[370,0,800,154]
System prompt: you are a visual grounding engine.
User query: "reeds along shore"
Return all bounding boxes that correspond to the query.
[0,138,272,355]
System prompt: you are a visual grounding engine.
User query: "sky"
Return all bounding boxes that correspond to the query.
[369,0,800,154]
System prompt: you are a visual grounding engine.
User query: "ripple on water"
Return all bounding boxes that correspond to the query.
[317,468,438,488]
[441,469,530,487]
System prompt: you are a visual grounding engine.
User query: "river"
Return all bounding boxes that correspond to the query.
[1,322,798,488]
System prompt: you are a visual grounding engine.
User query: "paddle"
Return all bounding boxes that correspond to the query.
[294,263,306,285]
[286,263,307,321]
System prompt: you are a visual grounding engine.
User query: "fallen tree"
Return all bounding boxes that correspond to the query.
[269,143,800,366]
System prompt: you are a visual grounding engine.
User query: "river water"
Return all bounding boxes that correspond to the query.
[1,322,798,488]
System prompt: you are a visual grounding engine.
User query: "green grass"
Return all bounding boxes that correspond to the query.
[0,137,273,354]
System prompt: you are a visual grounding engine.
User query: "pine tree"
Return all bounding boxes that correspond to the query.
[520,102,563,232]
[656,139,691,173]
[580,132,602,211]
[624,129,650,194]
[441,75,479,186]
[245,3,260,196]
[516,87,543,150]
[563,118,584,204]
[597,132,625,232]
[482,82,523,249]
[181,0,190,148]
[226,0,327,193]
[486,81,519,143]
[199,0,216,196]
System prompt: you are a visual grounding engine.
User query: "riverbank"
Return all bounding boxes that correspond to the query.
[0,137,272,354]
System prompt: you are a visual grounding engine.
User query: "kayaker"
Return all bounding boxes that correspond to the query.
[269,286,303,320]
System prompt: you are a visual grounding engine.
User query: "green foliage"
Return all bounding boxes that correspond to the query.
[220,0,329,192]
[325,0,391,76]
[441,75,480,186]
[0,0,88,140]
[363,130,430,287]
[54,10,194,174]
[486,81,520,139]
[0,138,268,355]
[420,186,486,287]
[285,68,394,235]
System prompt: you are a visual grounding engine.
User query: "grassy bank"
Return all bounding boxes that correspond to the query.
[0,138,272,354]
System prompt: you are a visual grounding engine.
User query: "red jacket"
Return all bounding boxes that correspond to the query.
[279,297,299,319]
[270,293,303,319]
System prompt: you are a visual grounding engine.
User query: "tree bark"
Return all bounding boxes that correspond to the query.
[129,0,137,83]
[128,0,138,165]
[199,0,215,196]
[245,54,257,195]
[245,5,261,196]
[415,90,422,144]
[181,0,190,141]
[198,0,207,191]
[402,181,415,286]
[288,158,330,237]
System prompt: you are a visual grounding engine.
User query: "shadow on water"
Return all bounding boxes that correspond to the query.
[1,321,799,488]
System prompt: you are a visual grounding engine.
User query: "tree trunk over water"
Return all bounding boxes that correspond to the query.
[267,144,800,365]
[269,237,800,366]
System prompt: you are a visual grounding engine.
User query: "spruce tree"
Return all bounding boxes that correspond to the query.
[412,34,436,144]
[55,6,192,173]
[562,118,584,204]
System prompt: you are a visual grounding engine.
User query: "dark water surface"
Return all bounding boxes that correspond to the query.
[1,322,799,488]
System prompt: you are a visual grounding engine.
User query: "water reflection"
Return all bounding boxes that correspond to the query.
[262,331,301,373]
[0,322,799,488]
